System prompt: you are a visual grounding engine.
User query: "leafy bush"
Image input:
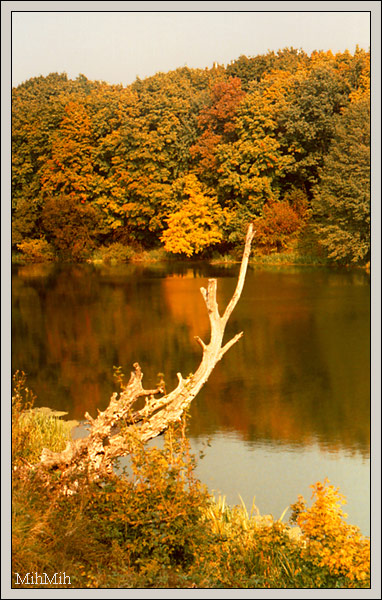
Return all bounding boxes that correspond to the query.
[253,199,306,254]
[130,247,168,262]
[93,242,134,263]
[190,481,370,589]
[81,417,210,571]
[16,238,55,263]
[290,479,370,587]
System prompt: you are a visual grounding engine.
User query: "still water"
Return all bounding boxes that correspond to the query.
[12,262,370,533]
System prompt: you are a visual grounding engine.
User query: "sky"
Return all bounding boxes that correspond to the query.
[8,2,374,88]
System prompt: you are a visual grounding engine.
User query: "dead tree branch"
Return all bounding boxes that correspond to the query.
[39,224,255,479]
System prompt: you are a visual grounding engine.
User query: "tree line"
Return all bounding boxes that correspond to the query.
[12,46,370,264]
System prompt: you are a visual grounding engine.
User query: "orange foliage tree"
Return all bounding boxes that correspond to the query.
[39,100,104,205]
[190,77,246,183]
[11,48,370,258]
[253,188,310,253]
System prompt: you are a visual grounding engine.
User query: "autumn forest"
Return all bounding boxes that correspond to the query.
[12,46,370,265]
[11,44,372,590]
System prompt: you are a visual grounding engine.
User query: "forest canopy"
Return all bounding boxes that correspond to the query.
[11,47,370,265]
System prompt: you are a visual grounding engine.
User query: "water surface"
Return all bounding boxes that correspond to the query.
[12,262,370,533]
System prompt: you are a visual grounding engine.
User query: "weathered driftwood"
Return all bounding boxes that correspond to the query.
[39,224,255,479]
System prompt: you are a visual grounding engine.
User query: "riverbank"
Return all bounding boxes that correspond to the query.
[12,250,369,270]
[11,373,370,589]
[12,234,370,269]
[10,246,332,268]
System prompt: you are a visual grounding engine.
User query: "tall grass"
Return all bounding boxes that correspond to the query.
[12,371,74,466]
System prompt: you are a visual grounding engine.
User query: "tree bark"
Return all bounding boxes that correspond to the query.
[39,224,255,479]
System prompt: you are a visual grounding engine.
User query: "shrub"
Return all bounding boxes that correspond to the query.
[93,242,134,263]
[290,479,370,587]
[12,404,210,588]
[130,247,168,262]
[252,189,311,255]
[83,418,210,572]
[253,200,303,253]
[16,238,55,263]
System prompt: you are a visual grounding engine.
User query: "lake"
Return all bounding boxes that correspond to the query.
[12,261,370,534]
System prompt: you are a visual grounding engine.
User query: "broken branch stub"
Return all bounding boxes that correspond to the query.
[39,224,255,478]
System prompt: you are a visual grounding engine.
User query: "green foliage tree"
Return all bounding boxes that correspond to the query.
[11,73,108,245]
[215,87,293,206]
[331,47,370,98]
[311,97,370,264]
[274,60,350,193]
[76,85,139,238]
[207,80,297,243]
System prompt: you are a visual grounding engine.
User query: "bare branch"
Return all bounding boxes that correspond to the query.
[219,331,244,360]
[222,223,255,325]
[194,336,207,351]
[37,224,254,480]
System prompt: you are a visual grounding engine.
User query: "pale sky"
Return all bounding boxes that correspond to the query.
[8,2,373,88]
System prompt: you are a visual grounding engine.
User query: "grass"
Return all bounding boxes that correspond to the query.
[250,253,329,267]
[13,235,365,269]
[12,372,75,466]
[11,372,370,589]
[129,247,169,263]
[210,251,330,267]
[13,246,329,267]
[210,232,331,267]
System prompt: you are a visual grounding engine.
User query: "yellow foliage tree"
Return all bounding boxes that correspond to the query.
[160,174,228,256]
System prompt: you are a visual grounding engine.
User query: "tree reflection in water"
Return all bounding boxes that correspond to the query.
[12,262,370,532]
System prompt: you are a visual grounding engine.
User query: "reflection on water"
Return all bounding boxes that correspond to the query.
[12,262,370,533]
